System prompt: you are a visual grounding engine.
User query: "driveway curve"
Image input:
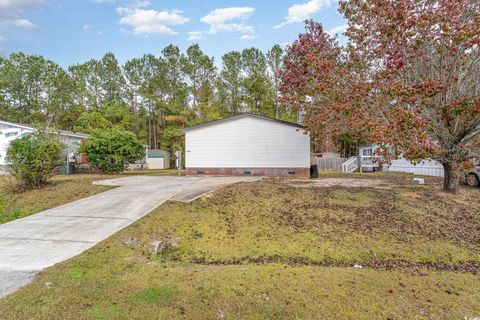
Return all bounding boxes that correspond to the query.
[0,175,258,297]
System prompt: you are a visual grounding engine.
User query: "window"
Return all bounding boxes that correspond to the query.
[5,132,18,138]
[197,170,204,175]
[362,148,373,156]
[243,171,252,175]
[288,171,296,176]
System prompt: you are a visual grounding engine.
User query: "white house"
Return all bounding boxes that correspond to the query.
[341,144,444,177]
[184,113,311,177]
[0,120,89,166]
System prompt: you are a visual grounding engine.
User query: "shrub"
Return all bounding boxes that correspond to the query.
[6,131,65,188]
[80,128,145,173]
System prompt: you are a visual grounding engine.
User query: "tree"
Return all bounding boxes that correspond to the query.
[218,51,243,114]
[74,111,113,133]
[281,21,357,153]
[283,0,480,192]
[68,52,126,112]
[0,53,73,127]
[267,44,285,118]
[338,0,480,192]
[182,44,217,110]
[80,128,145,173]
[241,48,275,116]
[6,131,65,188]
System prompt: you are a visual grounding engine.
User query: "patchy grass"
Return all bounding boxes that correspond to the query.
[0,174,118,224]
[0,177,479,319]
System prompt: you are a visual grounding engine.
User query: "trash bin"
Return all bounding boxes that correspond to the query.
[67,161,75,174]
[310,164,319,179]
[61,161,75,174]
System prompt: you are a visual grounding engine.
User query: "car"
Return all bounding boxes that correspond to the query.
[465,163,480,187]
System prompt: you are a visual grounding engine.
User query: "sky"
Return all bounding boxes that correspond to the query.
[0,0,347,67]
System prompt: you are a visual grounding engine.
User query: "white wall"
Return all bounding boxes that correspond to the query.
[384,158,444,177]
[0,128,34,165]
[146,158,167,170]
[0,125,86,166]
[185,116,310,168]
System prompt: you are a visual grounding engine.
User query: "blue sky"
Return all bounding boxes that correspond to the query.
[0,0,347,66]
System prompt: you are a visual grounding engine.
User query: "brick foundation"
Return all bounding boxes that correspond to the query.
[186,167,310,178]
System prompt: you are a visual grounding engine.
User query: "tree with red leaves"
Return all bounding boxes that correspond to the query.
[282,0,480,192]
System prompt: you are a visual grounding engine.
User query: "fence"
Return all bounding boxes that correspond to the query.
[312,157,348,171]
[384,158,444,177]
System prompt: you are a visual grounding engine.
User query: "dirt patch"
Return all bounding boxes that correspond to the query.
[289,178,394,189]
[188,255,480,273]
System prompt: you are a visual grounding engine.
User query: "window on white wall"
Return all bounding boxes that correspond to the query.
[362,149,373,156]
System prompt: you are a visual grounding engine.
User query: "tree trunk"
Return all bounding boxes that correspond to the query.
[442,161,459,193]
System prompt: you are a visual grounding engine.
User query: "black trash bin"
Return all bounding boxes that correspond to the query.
[68,162,75,174]
[62,162,76,175]
[310,164,319,179]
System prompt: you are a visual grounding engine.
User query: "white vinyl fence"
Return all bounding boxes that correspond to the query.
[312,157,348,171]
[384,158,444,177]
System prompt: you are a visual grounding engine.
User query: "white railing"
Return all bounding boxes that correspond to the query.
[341,157,359,173]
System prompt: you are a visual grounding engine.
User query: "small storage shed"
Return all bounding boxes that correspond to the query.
[184,113,310,177]
[146,150,170,169]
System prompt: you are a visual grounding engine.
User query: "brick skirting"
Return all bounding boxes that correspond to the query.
[186,167,310,178]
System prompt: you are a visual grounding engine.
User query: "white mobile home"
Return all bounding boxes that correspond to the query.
[341,144,444,177]
[184,114,311,177]
[0,120,88,166]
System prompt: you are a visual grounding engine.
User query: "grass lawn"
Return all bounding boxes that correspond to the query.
[0,174,119,224]
[0,169,181,225]
[0,175,479,319]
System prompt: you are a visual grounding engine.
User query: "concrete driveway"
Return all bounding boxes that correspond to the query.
[0,175,259,297]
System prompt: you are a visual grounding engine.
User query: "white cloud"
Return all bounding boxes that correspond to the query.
[0,0,43,10]
[240,34,255,40]
[83,24,92,32]
[128,0,150,8]
[328,23,347,35]
[200,7,255,39]
[0,0,41,54]
[275,0,333,28]
[94,0,151,7]
[117,7,190,36]
[4,18,35,28]
[187,31,203,41]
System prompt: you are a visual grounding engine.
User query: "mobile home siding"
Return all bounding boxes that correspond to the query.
[185,116,310,169]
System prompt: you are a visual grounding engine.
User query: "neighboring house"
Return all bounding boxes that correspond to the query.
[341,144,444,177]
[0,120,88,166]
[184,113,311,177]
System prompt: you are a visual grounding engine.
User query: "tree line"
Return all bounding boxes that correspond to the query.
[0,44,291,155]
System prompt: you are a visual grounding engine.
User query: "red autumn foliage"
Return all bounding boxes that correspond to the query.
[281,0,480,192]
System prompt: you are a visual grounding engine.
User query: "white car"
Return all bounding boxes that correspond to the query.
[465,164,480,187]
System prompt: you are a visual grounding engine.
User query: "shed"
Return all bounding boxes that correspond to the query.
[183,113,310,177]
[146,150,170,170]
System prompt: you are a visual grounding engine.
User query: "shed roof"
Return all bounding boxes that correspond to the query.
[0,120,89,139]
[183,113,303,132]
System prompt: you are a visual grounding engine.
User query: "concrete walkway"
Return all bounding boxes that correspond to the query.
[0,175,258,297]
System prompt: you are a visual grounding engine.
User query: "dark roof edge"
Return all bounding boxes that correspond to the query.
[0,119,89,138]
[183,113,303,132]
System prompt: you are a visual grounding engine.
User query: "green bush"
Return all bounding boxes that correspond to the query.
[6,132,65,188]
[80,128,145,173]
